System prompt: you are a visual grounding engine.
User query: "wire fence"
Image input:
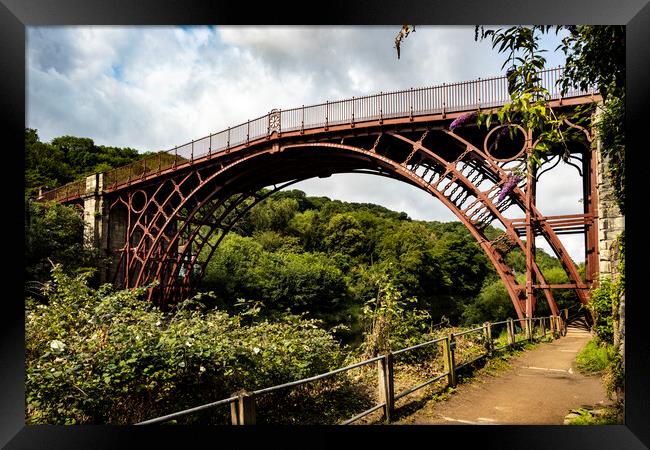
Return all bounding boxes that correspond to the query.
[135,311,572,425]
[39,66,595,202]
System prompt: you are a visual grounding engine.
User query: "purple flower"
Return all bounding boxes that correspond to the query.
[497,172,523,203]
[494,126,511,148]
[449,111,479,131]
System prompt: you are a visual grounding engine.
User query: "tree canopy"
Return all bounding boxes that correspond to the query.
[25,128,144,197]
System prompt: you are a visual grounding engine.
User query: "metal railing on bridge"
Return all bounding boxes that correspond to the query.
[135,311,571,425]
[39,67,594,202]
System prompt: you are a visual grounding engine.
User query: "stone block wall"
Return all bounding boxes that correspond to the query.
[596,145,624,280]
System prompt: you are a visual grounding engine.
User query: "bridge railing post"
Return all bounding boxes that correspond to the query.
[377,352,395,422]
[325,101,329,130]
[442,83,447,117]
[230,391,256,425]
[442,334,457,388]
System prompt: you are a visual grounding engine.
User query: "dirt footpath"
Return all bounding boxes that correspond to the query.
[397,323,611,425]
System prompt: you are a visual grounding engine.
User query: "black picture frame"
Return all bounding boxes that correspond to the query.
[3,1,648,448]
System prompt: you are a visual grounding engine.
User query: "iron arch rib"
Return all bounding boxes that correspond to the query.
[114,122,589,318]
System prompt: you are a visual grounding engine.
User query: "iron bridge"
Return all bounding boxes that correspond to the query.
[40,67,601,320]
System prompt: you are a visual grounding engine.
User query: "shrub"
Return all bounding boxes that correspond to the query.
[575,338,612,374]
[26,266,345,424]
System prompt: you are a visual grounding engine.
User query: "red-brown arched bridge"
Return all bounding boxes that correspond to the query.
[39,67,602,320]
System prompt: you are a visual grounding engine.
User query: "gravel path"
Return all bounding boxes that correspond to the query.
[397,321,611,425]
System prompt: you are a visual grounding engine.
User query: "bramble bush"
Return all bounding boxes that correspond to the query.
[26,266,346,424]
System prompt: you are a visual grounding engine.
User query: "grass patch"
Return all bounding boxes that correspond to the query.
[565,406,622,425]
[576,338,612,374]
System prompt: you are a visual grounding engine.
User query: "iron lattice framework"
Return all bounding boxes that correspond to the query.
[41,68,600,319]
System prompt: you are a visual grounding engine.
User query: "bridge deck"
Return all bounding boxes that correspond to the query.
[39,67,596,203]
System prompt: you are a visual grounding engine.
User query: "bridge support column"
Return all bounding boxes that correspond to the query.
[81,173,110,283]
[524,136,537,319]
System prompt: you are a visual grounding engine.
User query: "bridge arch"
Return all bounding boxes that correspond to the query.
[107,120,590,319]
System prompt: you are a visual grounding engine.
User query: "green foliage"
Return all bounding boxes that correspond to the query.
[597,94,625,213]
[461,278,512,326]
[323,213,368,257]
[589,279,615,344]
[26,266,344,424]
[25,200,105,283]
[565,407,622,425]
[475,25,625,211]
[558,26,624,101]
[475,26,592,171]
[359,273,435,361]
[25,128,143,197]
[559,26,625,213]
[575,338,613,374]
[201,234,348,321]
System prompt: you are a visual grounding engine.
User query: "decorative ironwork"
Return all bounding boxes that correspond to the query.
[268,109,281,134]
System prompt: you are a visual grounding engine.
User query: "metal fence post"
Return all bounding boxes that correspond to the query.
[549,315,556,338]
[483,322,492,356]
[507,318,515,346]
[231,391,256,425]
[541,316,546,337]
[442,334,457,387]
[378,352,395,422]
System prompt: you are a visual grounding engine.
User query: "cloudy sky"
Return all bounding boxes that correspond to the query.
[26,25,587,261]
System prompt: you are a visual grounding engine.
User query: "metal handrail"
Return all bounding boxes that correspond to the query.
[134,395,238,425]
[394,372,448,401]
[392,336,445,355]
[40,66,595,202]
[136,313,568,425]
[453,325,484,337]
[251,355,384,396]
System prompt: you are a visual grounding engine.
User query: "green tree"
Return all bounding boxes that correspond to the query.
[25,129,142,197]
[25,200,104,283]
